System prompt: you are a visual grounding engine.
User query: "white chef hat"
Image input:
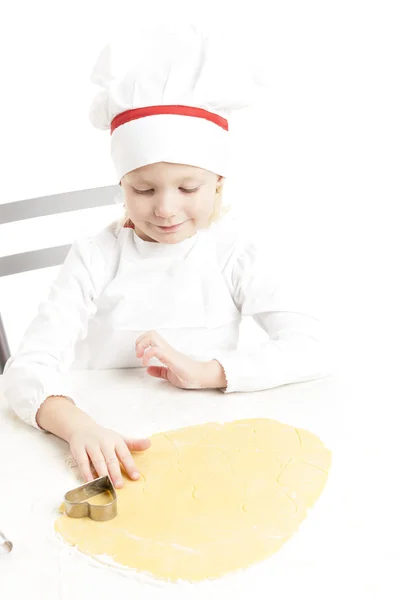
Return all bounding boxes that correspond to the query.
[89,25,266,183]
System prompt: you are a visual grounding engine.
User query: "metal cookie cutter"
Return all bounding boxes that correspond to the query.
[0,530,12,554]
[64,475,117,521]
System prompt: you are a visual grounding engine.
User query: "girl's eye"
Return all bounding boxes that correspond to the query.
[132,188,153,195]
[132,187,199,195]
[180,187,199,194]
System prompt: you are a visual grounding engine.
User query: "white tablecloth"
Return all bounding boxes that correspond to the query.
[0,369,397,599]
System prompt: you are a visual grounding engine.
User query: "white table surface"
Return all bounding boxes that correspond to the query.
[0,368,398,600]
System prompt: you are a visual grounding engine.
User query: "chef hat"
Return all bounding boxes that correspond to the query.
[89,25,266,183]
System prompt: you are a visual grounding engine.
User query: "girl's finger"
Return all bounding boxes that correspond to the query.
[135,331,153,344]
[101,446,124,488]
[144,348,190,384]
[136,336,156,359]
[142,345,172,368]
[115,443,139,481]
[123,438,152,452]
[72,448,94,483]
[86,446,108,479]
[136,331,168,358]
[146,365,169,380]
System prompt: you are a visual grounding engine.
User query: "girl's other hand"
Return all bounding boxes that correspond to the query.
[135,330,227,389]
[68,424,151,489]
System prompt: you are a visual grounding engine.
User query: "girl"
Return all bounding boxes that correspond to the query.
[1,27,331,489]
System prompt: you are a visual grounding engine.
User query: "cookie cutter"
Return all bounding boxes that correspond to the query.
[0,530,12,554]
[64,475,117,521]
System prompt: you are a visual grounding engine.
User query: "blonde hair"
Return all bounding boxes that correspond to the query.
[119,181,230,229]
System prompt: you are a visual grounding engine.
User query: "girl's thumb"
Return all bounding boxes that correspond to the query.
[124,438,151,451]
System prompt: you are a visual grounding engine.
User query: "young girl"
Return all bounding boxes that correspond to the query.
[1,27,331,489]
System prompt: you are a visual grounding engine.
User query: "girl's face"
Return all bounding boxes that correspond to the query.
[121,162,223,243]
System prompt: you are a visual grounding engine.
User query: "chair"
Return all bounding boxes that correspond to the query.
[0,185,119,373]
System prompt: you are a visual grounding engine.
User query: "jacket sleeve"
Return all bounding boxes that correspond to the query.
[1,237,107,429]
[212,239,333,393]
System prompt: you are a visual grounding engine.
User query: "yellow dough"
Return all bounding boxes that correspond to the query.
[55,419,331,581]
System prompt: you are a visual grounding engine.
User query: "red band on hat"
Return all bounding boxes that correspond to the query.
[110,105,228,135]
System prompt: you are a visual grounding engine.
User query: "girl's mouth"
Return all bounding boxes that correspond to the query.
[156,222,186,232]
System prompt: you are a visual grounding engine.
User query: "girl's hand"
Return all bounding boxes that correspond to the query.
[135,330,227,389]
[68,423,151,489]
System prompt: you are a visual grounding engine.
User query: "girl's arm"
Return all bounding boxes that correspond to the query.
[212,239,333,392]
[1,236,104,428]
[1,234,151,486]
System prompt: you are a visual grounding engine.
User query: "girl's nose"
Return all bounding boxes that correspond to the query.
[154,192,179,218]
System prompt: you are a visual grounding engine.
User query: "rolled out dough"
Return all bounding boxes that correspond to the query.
[55,419,331,581]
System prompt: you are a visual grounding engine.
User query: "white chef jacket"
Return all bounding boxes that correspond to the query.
[1,215,332,429]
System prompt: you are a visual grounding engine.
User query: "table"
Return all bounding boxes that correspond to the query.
[0,369,396,599]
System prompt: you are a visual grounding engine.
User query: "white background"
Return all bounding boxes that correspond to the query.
[0,1,399,595]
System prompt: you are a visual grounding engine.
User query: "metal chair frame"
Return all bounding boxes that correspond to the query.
[0,185,118,373]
